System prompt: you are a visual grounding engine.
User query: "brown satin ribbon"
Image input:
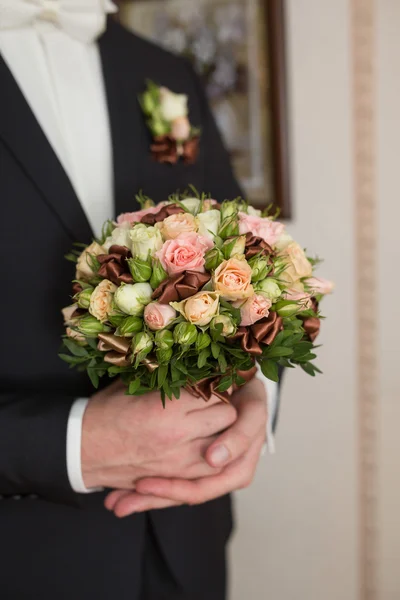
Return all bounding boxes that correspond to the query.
[229,311,284,355]
[140,203,185,225]
[186,365,257,403]
[152,271,211,304]
[301,298,321,342]
[244,232,275,261]
[98,332,131,367]
[150,135,199,165]
[72,282,83,295]
[97,245,133,286]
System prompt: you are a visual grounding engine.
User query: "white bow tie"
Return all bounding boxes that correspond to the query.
[0,0,118,43]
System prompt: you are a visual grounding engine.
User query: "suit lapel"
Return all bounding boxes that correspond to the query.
[0,54,93,243]
[99,21,146,216]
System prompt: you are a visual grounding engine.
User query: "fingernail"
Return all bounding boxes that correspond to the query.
[210,444,230,467]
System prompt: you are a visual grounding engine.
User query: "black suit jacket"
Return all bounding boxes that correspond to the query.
[0,21,274,599]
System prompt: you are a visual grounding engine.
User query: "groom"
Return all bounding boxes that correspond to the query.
[0,2,278,599]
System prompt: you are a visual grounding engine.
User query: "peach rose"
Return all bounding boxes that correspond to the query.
[213,257,253,301]
[233,293,272,326]
[89,279,117,323]
[238,212,285,246]
[280,242,313,284]
[171,116,191,141]
[155,233,213,275]
[144,302,176,330]
[156,212,197,240]
[305,277,334,295]
[76,241,105,282]
[172,292,220,326]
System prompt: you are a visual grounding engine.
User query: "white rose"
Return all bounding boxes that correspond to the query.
[76,241,105,281]
[129,224,163,260]
[275,231,293,251]
[103,223,131,251]
[180,197,201,214]
[196,210,221,240]
[159,87,188,121]
[247,205,262,217]
[114,282,153,316]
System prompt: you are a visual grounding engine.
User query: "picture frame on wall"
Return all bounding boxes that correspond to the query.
[118,0,291,218]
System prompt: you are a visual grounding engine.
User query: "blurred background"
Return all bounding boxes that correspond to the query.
[118,0,400,599]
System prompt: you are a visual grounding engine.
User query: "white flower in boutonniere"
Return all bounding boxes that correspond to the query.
[139,81,201,164]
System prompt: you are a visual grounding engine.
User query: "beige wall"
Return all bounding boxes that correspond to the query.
[231,0,399,599]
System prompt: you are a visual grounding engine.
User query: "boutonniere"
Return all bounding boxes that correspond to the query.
[139,81,200,165]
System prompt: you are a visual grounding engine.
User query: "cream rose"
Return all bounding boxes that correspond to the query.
[114,282,153,316]
[172,292,220,327]
[89,279,117,323]
[213,257,253,301]
[129,224,163,260]
[156,212,197,240]
[159,87,188,121]
[280,242,313,284]
[76,241,105,282]
[196,210,221,240]
[144,302,177,331]
[180,197,201,214]
[103,223,131,251]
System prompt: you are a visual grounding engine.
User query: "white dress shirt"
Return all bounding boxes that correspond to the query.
[0,1,278,494]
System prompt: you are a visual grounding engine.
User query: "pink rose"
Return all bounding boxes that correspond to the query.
[144,302,176,331]
[305,277,334,295]
[238,212,285,246]
[283,285,312,310]
[155,233,213,275]
[234,294,272,326]
[170,116,191,141]
[117,203,168,225]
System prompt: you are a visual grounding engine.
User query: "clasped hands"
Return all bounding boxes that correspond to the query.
[81,377,268,518]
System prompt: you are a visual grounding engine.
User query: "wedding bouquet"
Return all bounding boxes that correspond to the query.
[60,192,333,404]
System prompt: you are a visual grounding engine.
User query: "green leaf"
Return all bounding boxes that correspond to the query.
[215,375,233,393]
[58,353,88,365]
[198,348,210,369]
[218,352,227,373]
[127,379,141,394]
[63,338,88,357]
[87,367,99,388]
[260,359,279,382]
[211,342,220,359]
[264,346,293,359]
[157,364,168,388]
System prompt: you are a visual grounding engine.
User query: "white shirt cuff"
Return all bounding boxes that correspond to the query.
[66,398,102,494]
[256,367,279,454]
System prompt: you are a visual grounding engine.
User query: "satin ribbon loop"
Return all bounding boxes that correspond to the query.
[150,135,200,166]
[97,245,133,286]
[186,365,257,403]
[97,332,131,367]
[152,271,211,304]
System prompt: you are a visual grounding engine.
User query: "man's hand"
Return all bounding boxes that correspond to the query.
[82,379,237,490]
[105,378,267,517]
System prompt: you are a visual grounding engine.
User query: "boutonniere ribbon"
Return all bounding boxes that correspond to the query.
[139,81,200,165]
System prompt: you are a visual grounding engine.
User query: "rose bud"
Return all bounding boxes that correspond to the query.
[170,116,191,141]
[221,235,246,259]
[144,302,177,331]
[89,279,117,323]
[305,277,334,295]
[150,259,168,290]
[132,331,153,358]
[117,316,143,337]
[248,255,271,282]
[204,247,224,271]
[210,315,236,337]
[171,292,220,327]
[114,282,153,316]
[220,200,238,220]
[155,329,174,350]
[127,257,152,283]
[218,216,239,240]
[129,224,163,261]
[180,197,201,214]
[77,314,110,337]
[255,278,282,303]
[76,287,93,310]
[75,241,105,282]
[156,347,173,365]
[173,322,198,346]
[196,332,211,351]
[196,210,221,240]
